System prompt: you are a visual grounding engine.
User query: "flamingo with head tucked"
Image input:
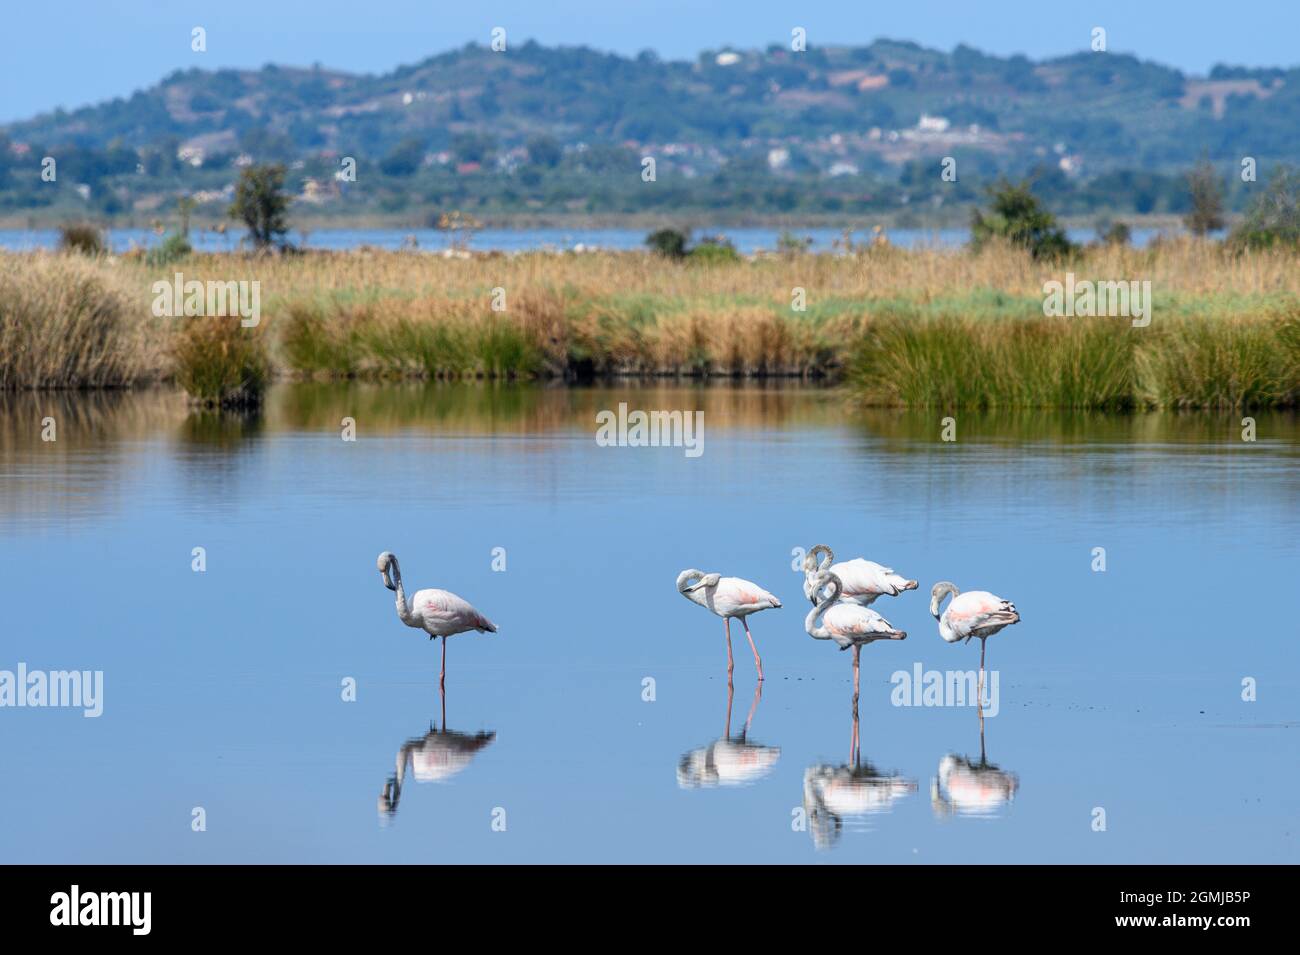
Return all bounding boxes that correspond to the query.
[377,551,497,688]
[930,581,1020,706]
[802,544,917,607]
[676,569,782,681]
[806,570,907,701]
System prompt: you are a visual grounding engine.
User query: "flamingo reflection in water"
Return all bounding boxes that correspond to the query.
[378,695,495,821]
[930,697,1019,819]
[677,682,781,788]
[802,692,917,850]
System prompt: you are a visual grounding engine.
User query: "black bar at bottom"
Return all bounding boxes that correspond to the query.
[2,864,1283,938]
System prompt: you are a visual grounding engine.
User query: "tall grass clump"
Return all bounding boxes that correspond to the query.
[849,310,1300,410]
[1138,312,1300,408]
[172,319,270,409]
[280,299,546,380]
[0,254,160,389]
[848,312,1138,409]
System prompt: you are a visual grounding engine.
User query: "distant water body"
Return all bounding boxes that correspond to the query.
[0,225,1165,254]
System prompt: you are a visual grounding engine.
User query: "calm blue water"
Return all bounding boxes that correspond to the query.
[0,385,1296,863]
[0,225,1166,254]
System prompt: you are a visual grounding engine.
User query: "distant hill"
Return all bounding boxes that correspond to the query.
[2,38,1295,223]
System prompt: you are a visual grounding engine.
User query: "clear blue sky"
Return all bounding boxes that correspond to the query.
[2,0,1295,123]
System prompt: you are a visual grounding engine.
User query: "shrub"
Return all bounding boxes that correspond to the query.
[58,223,106,257]
[1230,165,1300,250]
[645,228,688,259]
[145,232,193,267]
[1096,219,1131,246]
[688,235,740,264]
[970,180,1073,260]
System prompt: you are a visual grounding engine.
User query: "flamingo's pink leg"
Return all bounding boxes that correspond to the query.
[724,618,734,679]
[440,635,447,688]
[741,617,764,682]
[852,644,861,706]
[978,637,986,709]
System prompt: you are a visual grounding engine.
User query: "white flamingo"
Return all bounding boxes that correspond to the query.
[930,581,1020,704]
[802,544,917,607]
[377,551,497,687]
[676,569,782,681]
[806,570,907,700]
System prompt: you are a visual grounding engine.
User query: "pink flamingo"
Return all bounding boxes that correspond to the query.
[930,581,1020,705]
[676,569,782,681]
[802,543,917,607]
[378,552,497,688]
[806,571,907,703]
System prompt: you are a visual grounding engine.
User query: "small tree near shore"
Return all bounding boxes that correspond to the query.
[1230,165,1300,250]
[1184,160,1225,237]
[229,164,290,251]
[970,179,1073,260]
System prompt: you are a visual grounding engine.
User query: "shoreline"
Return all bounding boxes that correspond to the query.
[0,211,1202,234]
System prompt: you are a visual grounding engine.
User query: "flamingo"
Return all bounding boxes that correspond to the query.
[676,569,782,681]
[802,544,917,607]
[930,581,1020,706]
[805,570,907,702]
[377,551,497,688]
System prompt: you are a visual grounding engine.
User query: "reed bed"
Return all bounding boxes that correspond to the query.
[2,240,1298,408]
[0,254,166,389]
[849,309,1300,409]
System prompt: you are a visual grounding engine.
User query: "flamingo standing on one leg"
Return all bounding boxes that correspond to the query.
[676,569,782,681]
[805,571,907,703]
[802,544,917,607]
[930,581,1020,707]
[377,552,497,688]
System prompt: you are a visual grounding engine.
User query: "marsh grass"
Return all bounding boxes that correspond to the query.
[2,241,1299,407]
[849,310,1300,409]
[1139,312,1300,409]
[172,319,270,409]
[0,254,163,389]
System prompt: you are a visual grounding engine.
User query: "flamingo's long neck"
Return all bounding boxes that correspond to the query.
[390,560,419,628]
[805,579,838,640]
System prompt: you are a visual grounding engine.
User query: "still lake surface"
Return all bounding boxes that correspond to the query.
[1,384,1296,863]
[0,225,1166,254]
